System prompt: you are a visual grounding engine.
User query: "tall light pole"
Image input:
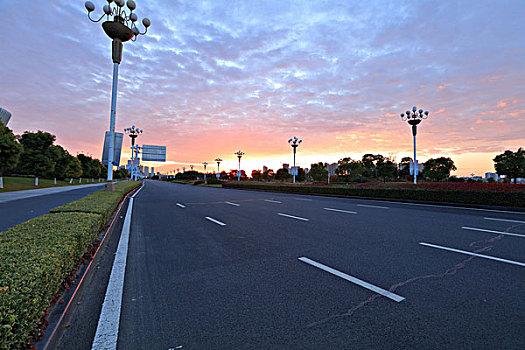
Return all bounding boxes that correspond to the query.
[133,145,141,179]
[400,106,430,184]
[215,158,222,180]
[215,158,222,174]
[288,136,302,183]
[202,162,208,183]
[234,151,244,181]
[84,0,150,181]
[124,125,142,180]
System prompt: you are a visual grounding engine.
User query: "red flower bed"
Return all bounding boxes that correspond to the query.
[388,182,524,192]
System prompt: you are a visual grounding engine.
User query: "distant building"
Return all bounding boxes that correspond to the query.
[144,166,149,176]
[399,161,424,175]
[325,163,338,176]
[485,172,499,182]
[151,167,155,176]
[0,107,11,126]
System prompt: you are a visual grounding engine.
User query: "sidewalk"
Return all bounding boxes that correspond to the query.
[0,183,107,204]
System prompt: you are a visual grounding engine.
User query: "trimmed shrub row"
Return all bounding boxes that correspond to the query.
[222,182,525,208]
[0,181,140,349]
[50,181,141,222]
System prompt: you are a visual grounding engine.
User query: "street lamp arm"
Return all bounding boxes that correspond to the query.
[87,11,106,23]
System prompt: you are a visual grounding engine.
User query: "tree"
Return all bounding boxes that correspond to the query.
[336,157,354,175]
[309,162,328,182]
[493,148,525,184]
[17,131,57,177]
[77,154,105,178]
[422,157,457,181]
[275,168,292,181]
[337,157,365,181]
[52,145,82,179]
[296,167,306,182]
[262,169,274,181]
[114,168,129,179]
[398,157,412,178]
[361,154,385,178]
[376,159,397,182]
[251,170,262,181]
[0,121,23,187]
[65,156,82,178]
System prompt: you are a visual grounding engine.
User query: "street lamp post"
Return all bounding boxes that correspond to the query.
[400,106,430,184]
[202,162,208,184]
[133,145,141,179]
[124,125,142,180]
[84,0,150,181]
[234,151,245,181]
[215,158,222,177]
[288,136,302,183]
[215,158,222,180]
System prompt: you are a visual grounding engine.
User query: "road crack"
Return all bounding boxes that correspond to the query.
[305,223,523,328]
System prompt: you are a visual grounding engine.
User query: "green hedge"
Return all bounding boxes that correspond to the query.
[0,181,140,349]
[50,181,140,222]
[222,182,525,208]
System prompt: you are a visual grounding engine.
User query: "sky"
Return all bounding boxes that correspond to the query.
[0,0,524,176]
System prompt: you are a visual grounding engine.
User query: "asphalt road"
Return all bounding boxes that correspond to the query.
[0,184,105,231]
[55,180,525,349]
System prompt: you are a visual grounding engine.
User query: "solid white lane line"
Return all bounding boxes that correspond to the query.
[225,201,240,206]
[420,242,525,267]
[130,184,144,198]
[205,217,226,226]
[323,208,357,214]
[357,204,389,209]
[176,203,186,208]
[298,257,405,302]
[294,197,312,201]
[92,198,134,350]
[278,213,310,221]
[484,217,525,224]
[462,226,525,238]
[264,199,282,204]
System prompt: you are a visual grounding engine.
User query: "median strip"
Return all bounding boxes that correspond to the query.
[0,181,141,349]
[278,213,310,221]
[420,242,525,267]
[462,226,525,238]
[205,217,226,226]
[298,257,405,302]
[323,208,357,214]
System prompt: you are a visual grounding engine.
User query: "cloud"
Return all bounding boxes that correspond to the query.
[0,0,523,177]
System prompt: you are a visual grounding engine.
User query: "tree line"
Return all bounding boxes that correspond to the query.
[0,122,129,183]
[171,149,524,184]
[250,149,524,183]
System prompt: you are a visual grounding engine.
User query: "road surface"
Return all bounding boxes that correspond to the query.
[0,183,105,231]
[53,180,525,349]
